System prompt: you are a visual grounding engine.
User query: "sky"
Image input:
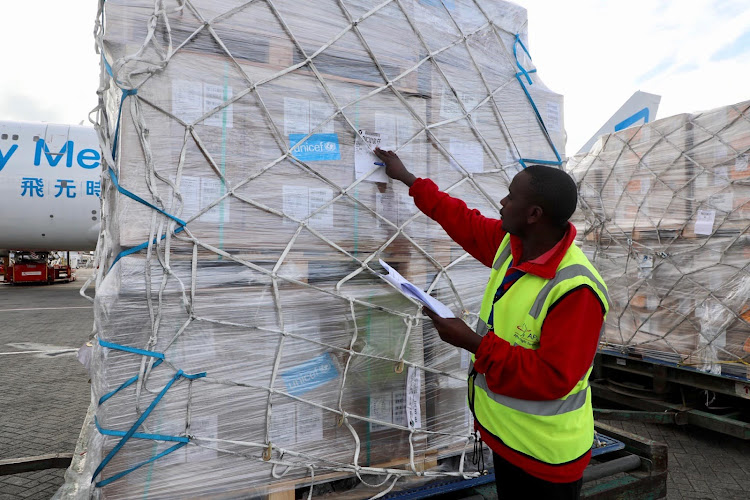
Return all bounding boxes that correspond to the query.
[0,0,748,155]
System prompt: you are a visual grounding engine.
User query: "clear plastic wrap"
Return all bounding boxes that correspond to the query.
[58,0,566,497]
[568,101,750,380]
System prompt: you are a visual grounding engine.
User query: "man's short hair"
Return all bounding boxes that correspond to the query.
[523,165,578,227]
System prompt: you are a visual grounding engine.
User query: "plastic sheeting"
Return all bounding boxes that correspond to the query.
[58,0,565,497]
[568,101,750,381]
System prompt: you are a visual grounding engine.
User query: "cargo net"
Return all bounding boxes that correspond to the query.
[568,101,750,380]
[73,0,563,497]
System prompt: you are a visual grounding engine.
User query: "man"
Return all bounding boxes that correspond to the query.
[374,148,609,500]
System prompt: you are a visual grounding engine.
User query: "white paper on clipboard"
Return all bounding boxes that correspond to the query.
[378,259,455,318]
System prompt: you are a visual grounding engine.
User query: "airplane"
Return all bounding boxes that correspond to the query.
[0,120,101,253]
[576,91,661,154]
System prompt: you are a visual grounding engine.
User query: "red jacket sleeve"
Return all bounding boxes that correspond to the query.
[473,287,604,400]
[409,178,505,268]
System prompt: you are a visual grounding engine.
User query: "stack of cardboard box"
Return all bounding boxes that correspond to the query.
[569,101,750,380]
[65,0,567,497]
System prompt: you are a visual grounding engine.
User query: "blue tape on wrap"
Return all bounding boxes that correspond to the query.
[95,442,187,488]
[95,416,189,443]
[92,344,207,487]
[107,168,187,227]
[92,371,183,484]
[107,87,188,270]
[108,225,186,271]
[98,339,166,360]
[511,34,563,169]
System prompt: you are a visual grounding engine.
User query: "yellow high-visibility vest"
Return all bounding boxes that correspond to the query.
[469,234,610,464]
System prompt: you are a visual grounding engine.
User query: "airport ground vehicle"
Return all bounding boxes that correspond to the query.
[6,251,75,285]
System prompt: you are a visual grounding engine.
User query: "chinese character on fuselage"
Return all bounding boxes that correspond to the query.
[54,179,76,198]
[21,177,44,197]
[86,180,101,197]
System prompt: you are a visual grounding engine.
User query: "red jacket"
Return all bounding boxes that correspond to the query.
[409,178,604,483]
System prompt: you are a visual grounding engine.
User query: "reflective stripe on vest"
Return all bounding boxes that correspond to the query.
[472,368,589,416]
[492,245,512,271]
[529,264,611,319]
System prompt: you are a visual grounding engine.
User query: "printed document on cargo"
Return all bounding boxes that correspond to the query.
[378,259,455,318]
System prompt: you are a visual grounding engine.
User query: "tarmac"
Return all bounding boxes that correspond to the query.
[0,269,748,499]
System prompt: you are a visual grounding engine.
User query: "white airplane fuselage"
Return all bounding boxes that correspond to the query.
[0,121,101,251]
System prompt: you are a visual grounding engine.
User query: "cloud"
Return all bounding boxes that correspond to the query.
[0,93,66,123]
[636,56,677,85]
[711,29,750,61]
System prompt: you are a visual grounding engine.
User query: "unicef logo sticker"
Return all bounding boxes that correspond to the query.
[324,142,337,152]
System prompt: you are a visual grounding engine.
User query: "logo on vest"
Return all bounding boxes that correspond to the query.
[513,322,539,347]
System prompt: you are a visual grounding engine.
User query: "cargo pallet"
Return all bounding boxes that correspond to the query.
[593,351,750,440]
[2,425,666,499]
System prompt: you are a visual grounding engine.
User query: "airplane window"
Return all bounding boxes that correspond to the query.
[1,134,7,140]
[12,134,18,140]
[33,135,39,142]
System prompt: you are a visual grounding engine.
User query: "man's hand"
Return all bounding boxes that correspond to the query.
[374,148,417,187]
[423,308,482,354]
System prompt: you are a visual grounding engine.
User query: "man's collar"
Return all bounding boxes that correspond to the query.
[508,223,577,279]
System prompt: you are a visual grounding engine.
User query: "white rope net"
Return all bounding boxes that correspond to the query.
[568,101,750,379]
[61,0,565,497]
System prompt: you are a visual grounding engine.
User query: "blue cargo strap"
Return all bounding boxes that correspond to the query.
[512,34,563,169]
[106,85,188,270]
[92,340,206,488]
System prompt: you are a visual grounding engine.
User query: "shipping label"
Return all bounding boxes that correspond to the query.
[290,133,341,162]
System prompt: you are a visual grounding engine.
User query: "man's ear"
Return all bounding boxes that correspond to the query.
[527,205,543,224]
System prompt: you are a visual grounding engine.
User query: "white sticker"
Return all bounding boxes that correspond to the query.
[392,388,406,427]
[735,154,748,172]
[616,358,626,366]
[199,178,229,223]
[714,167,730,186]
[172,81,233,127]
[375,191,398,228]
[370,392,393,432]
[546,101,561,132]
[296,405,324,443]
[639,177,651,195]
[397,193,416,226]
[735,382,750,400]
[440,91,480,118]
[285,98,334,135]
[694,209,716,236]
[406,366,422,429]
[203,84,233,128]
[284,97,310,135]
[397,116,414,149]
[449,140,484,174]
[355,130,388,183]
[283,185,310,224]
[710,192,733,213]
[187,415,219,461]
[460,349,469,370]
[172,80,204,124]
[179,176,201,221]
[309,100,335,134]
[375,114,397,147]
[638,254,654,269]
[309,188,334,229]
[270,402,297,446]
